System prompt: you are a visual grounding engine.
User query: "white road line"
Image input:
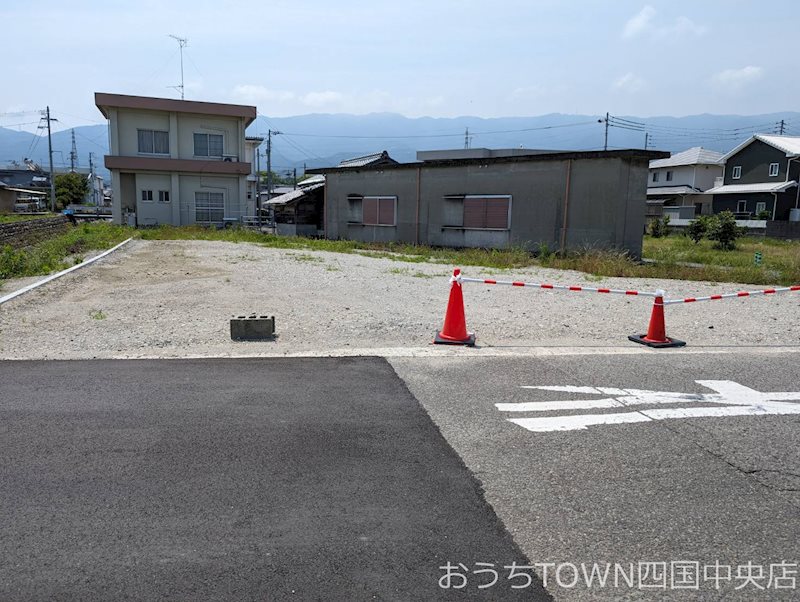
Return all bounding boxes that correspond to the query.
[496,398,623,412]
[509,402,800,432]
[501,380,800,432]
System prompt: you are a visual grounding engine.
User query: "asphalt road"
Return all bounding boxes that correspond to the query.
[392,350,800,601]
[0,358,549,601]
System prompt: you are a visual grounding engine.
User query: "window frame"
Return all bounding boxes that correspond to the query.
[461,194,512,230]
[731,166,742,180]
[768,163,779,177]
[737,200,747,213]
[652,172,659,183]
[193,132,225,158]
[195,190,225,224]
[666,171,673,182]
[158,190,171,203]
[137,129,170,155]
[140,189,154,203]
[361,195,397,226]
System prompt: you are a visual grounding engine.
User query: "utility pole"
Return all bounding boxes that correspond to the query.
[266,129,282,199]
[168,34,188,99]
[779,119,786,135]
[644,132,649,150]
[464,127,471,149]
[256,148,262,226]
[604,112,609,151]
[69,129,78,171]
[39,106,57,212]
[293,167,297,190]
[89,152,96,205]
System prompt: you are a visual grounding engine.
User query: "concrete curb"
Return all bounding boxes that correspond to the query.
[0,238,133,306]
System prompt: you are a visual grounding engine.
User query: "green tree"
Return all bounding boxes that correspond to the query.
[686,215,710,244]
[706,211,746,250]
[54,172,89,210]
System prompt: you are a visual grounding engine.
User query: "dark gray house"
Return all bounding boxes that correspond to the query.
[309,148,666,259]
[707,134,800,220]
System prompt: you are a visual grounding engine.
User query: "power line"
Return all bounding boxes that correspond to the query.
[255,116,600,140]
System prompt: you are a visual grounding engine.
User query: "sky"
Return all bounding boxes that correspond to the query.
[1,0,798,132]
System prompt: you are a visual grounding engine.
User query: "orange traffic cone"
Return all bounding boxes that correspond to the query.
[434,268,476,346]
[629,292,685,348]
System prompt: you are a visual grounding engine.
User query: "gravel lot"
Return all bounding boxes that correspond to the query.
[1,239,799,360]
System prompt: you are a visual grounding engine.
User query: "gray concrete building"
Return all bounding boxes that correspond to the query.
[309,148,666,259]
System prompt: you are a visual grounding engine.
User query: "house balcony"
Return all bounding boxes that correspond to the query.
[104,155,251,175]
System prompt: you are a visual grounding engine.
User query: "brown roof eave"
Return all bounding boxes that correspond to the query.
[307,149,670,174]
[94,92,257,126]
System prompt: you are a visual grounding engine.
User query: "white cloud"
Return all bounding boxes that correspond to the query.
[623,5,706,39]
[711,66,764,90]
[623,6,656,38]
[613,72,645,93]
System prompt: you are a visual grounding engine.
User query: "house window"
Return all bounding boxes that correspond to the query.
[194,133,224,157]
[737,200,747,213]
[362,196,396,226]
[652,172,659,183]
[140,189,153,202]
[769,163,779,177]
[463,195,511,229]
[137,129,169,155]
[732,166,742,180]
[158,190,170,203]
[755,201,767,214]
[195,191,225,223]
[666,171,673,182]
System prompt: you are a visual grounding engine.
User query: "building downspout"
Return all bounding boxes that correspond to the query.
[559,159,572,255]
[323,178,328,238]
[415,166,421,245]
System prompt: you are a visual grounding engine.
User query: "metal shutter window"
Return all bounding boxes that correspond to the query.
[463,197,485,228]
[485,198,509,229]
[378,197,395,225]
[463,197,510,229]
[363,198,379,225]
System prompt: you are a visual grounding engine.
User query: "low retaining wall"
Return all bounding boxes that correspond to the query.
[765,220,800,240]
[0,216,69,248]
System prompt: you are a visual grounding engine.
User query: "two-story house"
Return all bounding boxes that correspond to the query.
[647,147,723,217]
[95,93,257,226]
[707,134,800,220]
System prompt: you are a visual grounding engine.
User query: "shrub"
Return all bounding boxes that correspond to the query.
[648,214,670,238]
[756,210,772,220]
[706,211,746,250]
[686,215,710,244]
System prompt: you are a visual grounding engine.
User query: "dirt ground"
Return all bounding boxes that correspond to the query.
[1,239,799,360]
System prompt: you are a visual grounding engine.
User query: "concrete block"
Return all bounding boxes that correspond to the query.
[230,315,276,341]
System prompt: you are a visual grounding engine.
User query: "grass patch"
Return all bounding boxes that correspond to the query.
[89,309,106,320]
[0,222,131,283]
[5,223,796,288]
[0,213,57,224]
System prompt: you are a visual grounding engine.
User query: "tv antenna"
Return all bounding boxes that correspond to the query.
[168,34,188,99]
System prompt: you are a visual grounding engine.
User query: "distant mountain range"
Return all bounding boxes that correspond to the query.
[3,111,798,180]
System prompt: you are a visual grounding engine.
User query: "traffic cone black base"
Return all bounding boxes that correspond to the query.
[434,332,476,346]
[628,334,685,348]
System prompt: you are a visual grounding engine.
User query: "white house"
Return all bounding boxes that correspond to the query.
[95,93,257,226]
[647,147,723,217]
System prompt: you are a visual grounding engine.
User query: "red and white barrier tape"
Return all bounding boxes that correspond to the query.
[458,275,659,298]
[663,285,800,305]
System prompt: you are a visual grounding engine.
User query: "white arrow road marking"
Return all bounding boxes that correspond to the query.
[498,380,800,432]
